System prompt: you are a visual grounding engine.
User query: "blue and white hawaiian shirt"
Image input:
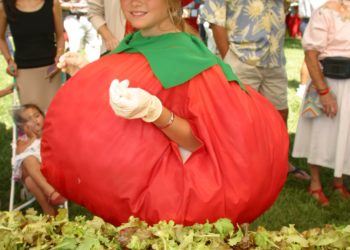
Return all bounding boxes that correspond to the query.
[202,0,286,68]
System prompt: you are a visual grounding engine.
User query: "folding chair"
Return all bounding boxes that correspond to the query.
[8,80,35,211]
[8,78,68,212]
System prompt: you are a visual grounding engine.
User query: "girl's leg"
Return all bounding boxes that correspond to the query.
[22,156,55,197]
[22,175,56,215]
[22,156,66,205]
[309,164,329,206]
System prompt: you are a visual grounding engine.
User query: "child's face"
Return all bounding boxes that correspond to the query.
[22,108,44,137]
[121,0,175,36]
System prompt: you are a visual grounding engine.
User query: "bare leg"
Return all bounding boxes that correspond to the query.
[296,60,310,98]
[308,164,329,205]
[300,60,310,85]
[22,156,55,197]
[333,176,350,199]
[279,108,311,180]
[278,109,289,125]
[309,164,322,190]
[279,108,292,172]
[22,176,56,215]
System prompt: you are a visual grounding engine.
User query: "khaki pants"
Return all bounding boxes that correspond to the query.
[16,65,62,113]
[224,49,288,110]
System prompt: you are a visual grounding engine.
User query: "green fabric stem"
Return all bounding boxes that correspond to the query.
[111,31,244,90]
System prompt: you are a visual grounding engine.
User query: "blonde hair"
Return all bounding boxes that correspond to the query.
[167,0,199,36]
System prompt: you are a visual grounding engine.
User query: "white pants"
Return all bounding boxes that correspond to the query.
[64,15,101,62]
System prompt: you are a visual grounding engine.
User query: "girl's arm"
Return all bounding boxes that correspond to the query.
[109,80,202,152]
[53,0,65,63]
[153,107,202,152]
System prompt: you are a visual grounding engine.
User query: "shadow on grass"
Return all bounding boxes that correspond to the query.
[288,79,299,91]
[252,133,350,231]
[284,38,302,49]
[0,122,12,210]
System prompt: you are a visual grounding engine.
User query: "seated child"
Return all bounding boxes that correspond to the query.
[13,104,66,215]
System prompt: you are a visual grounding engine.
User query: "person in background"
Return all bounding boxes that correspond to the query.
[202,0,310,180]
[0,0,65,113]
[87,0,126,55]
[286,2,302,39]
[297,0,327,97]
[60,0,101,62]
[293,0,350,206]
[13,104,66,215]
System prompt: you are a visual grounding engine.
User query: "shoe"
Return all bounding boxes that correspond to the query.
[308,188,329,206]
[48,191,66,206]
[333,183,350,199]
[288,165,311,181]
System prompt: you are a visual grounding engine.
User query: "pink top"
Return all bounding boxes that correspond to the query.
[302,1,350,59]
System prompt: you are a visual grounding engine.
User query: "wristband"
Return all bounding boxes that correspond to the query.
[317,87,330,96]
[157,111,175,129]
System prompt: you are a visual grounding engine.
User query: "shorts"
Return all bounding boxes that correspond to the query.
[224,49,288,110]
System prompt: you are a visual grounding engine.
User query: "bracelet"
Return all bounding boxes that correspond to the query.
[317,87,330,96]
[157,111,175,129]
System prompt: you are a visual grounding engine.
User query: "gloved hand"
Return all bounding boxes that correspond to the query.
[57,52,89,76]
[109,79,163,122]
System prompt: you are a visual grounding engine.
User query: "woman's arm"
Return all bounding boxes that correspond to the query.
[53,0,65,63]
[97,24,119,51]
[87,0,105,31]
[305,50,338,117]
[0,4,17,76]
[153,107,202,152]
[87,0,119,51]
[304,50,327,90]
[0,84,14,98]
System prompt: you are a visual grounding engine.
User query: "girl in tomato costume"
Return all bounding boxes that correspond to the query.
[41,0,289,226]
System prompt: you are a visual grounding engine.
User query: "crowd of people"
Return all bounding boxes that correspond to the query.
[0,0,348,221]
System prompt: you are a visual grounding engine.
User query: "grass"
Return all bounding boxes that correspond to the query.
[1,39,349,231]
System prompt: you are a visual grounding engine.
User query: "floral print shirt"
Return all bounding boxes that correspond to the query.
[202,0,286,68]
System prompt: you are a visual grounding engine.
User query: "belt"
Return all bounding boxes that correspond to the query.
[321,57,350,79]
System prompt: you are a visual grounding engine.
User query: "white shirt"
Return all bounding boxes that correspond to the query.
[298,0,327,18]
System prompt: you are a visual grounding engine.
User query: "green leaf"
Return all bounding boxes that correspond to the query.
[214,218,234,238]
[228,227,243,246]
[76,237,101,250]
[52,237,78,250]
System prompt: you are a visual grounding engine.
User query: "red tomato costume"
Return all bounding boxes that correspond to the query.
[41,32,288,226]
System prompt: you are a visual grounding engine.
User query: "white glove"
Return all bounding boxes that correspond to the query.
[57,52,89,76]
[109,79,163,122]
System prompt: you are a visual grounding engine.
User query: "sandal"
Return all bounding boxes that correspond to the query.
[288,165,311,181]
[308,188,329,206]
[333,183,350,199]
[48,190,66,206]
